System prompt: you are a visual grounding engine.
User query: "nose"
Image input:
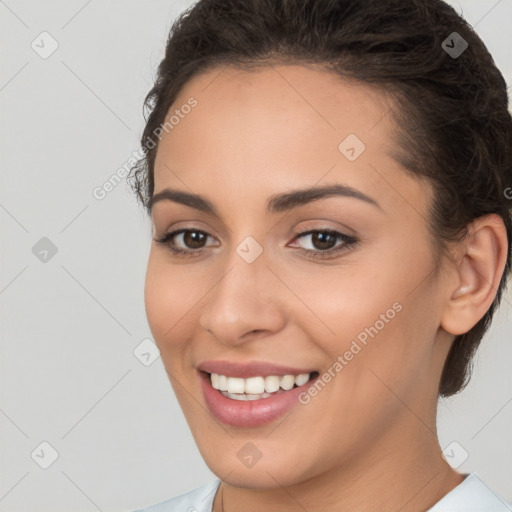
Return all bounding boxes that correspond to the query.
[199,254,286,347]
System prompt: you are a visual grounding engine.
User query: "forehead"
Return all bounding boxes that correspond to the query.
[152,63,424,219]
[156,63,396,168]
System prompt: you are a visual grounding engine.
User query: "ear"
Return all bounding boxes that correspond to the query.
[441,213,509,336]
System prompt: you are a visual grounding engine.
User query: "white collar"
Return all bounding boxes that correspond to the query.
[427,472,511,511]
[136,472,511,511]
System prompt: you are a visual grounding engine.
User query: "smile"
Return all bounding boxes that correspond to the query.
[198,368,320,427]
[209,372,316,400]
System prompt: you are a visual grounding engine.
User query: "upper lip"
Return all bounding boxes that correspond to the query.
[197,360,317,378]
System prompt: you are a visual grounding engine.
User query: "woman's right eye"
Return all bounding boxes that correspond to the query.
[154,229,217,256]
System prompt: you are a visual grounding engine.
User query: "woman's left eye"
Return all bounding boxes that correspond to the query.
[154,228,358,259]
[290,229,358,259]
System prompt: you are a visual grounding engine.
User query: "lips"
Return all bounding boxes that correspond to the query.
[197,360,320,427]
[197,359,317,378]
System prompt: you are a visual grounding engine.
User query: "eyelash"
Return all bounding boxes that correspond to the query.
[154,228,358,260]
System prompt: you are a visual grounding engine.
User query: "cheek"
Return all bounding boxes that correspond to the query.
[144,260,166,338]
[144,255,188,352]
[286,261,399,343]
[291,254,430,386]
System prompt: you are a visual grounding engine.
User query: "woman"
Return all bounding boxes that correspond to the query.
[129,0,512,510]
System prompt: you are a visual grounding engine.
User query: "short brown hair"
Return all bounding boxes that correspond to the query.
[128,0,512,397]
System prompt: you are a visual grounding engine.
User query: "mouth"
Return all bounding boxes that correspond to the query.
[201,370,320,401]
[196,360,322,426]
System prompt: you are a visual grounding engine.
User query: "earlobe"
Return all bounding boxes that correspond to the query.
[441,214,508,336]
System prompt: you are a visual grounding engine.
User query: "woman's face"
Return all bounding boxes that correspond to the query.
[145,64,455,487]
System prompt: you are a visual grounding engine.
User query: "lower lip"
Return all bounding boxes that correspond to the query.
[199,371,319,427]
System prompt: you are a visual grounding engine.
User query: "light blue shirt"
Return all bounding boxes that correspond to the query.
[134,472,511,511]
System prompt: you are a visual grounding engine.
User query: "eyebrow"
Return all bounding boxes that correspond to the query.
[148,183,382,215]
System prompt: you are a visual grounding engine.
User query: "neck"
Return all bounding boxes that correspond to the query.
[213,418,464,512]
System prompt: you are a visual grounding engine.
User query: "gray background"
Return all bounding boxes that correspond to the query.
[1,1,511,510]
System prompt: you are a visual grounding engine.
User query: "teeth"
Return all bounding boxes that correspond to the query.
[218,374,228,391]
[226,377,245,394]
[279,375,295,391]
[295,373,310,386]
[209,372,313,395]
[225,392,247,401]
[245,376,265,394]
[264,375,280,393]
[223,391,274,401]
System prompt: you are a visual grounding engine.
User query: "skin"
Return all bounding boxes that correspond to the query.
[144,63,508,511]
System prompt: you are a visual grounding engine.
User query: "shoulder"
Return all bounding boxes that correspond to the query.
[133,478,222,512]
[428,472,512,511]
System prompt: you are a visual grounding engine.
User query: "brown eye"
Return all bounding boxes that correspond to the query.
[181,230,208,249]
[309,231,337,250]
[154,229,217,256]
[291,229,358,260]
